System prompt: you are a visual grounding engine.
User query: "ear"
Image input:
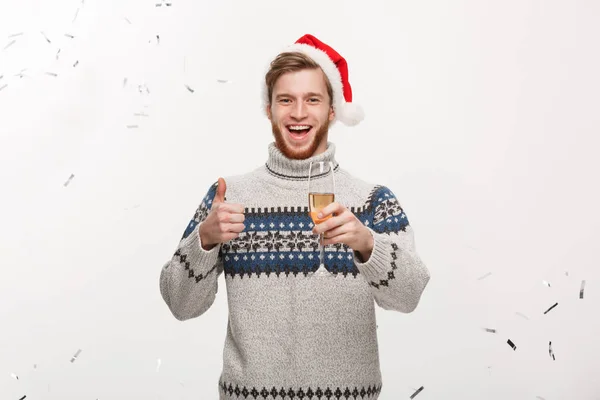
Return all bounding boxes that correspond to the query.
[266,104,272,120]
[329,105,335,121]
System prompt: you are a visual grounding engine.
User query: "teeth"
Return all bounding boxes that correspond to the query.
[289,125,310,131]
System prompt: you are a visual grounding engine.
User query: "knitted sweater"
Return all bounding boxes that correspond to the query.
[159,141,430,400]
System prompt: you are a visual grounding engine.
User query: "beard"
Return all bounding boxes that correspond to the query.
[271,119,329,160]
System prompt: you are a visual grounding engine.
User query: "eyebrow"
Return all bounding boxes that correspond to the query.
[275,92,324,99]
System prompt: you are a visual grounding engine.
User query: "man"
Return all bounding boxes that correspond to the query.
[160,34,430,399]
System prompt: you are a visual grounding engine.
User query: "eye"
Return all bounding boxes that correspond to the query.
[309,98,320,103]
[279,99,291,103]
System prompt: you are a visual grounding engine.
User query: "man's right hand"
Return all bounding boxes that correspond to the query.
[199,177,245,251]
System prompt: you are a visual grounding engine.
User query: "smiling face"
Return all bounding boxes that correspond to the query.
[266,68,335,160]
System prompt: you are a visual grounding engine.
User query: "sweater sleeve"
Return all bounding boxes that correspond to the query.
[159,181,224,321]
[353,186,430,313]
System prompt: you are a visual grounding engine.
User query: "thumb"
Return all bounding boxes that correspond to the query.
[213,177,227,204]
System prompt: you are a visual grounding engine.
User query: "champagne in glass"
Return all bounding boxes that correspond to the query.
[308,161,335,277]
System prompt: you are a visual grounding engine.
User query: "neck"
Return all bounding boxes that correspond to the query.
[265,141,339,181]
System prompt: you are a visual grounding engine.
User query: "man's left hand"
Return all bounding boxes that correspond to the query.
[312,202,374,258]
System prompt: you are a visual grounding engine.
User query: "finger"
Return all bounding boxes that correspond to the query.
[225,213,246,223]
[223,222,246,234]
[323,232,351,246]
[213,177,227,204]
[318,201,341,219]
[323,224,349,239]
[216,202,245,214]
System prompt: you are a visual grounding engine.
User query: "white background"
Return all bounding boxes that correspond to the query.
[1,0,599,399]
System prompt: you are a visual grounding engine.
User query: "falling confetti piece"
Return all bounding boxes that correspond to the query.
[542,280,551,287]
[65,33,75,39]
[124,17,132,24]
[64,174,75,187]
[477,272,492,280]
[549,341,555,360]
[33,364,37,369]
[70,349,82,363]
[484,328,496,333]
[133,112,149,117]
[45,72,58,77]
[409,386,424,399]
[3,40,16,50]
[40,31,51,44]
[56,49,61,60]
[73,60,79,67]
[8,32,24,38]
[580,280,585,299]
[217,79,230,83]
[536,397,546,400]
[565,271,569,276]
[127,125,139,129]
[185,84,194,93]
[543,302,558,315]
[73,8,80,22]
[515,312,529,320]
[11,372,19,380]
[156,34,160,44]
[156,358,161,372]
[123,77,128,87]
[0,84,7,91]
[507,339,516,350]
[19,396,26,400]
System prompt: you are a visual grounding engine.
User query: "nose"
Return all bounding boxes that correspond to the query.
[290,101,308,120]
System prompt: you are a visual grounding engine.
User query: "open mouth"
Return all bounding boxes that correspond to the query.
[287,125,313,141]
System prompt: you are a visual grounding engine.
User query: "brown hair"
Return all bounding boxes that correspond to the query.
[265,51,334,106]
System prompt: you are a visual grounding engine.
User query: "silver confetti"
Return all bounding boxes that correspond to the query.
[543,302,558,315]
[542,280,551,288]
[3,39,16,50]
[410,386,424,399]
[65,33,75,39]
[124,17,132,24]
[185,84,194,93]
[484,328,496,333]
[11,372,19,380]
[536,397,546,400]
[477,272,492,280]
[45,72,58,77]
[73,8,80,22]
[217,79,230,83]
[123,77,128,87]
[64,174,75,187]
[56,49,61,60]
[156,358,161,372]
[0,84,7,91]
[580,280,585,299]
[19,396,26,400]
[548,341,555,360]
[127,125,139,129]
[565,271,569,276]
[40,31,51,44]
[8,32,24,38]
[133,112,149,117]
[73,60,79,67]
[70,348,82,363]
[515,312,529,320]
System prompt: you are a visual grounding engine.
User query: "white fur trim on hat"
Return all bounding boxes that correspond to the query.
[262,43,363,126]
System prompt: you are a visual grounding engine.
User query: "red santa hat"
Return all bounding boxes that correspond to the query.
[263,34,364,126]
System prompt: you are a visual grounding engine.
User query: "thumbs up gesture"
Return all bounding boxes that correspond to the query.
[199,177,246,251]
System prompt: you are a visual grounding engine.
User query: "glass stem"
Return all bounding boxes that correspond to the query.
[320,233,325,266]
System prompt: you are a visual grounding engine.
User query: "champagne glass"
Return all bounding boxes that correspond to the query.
[308,161,335,277]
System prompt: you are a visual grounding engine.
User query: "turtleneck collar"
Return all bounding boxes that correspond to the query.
[265,141,340,181]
